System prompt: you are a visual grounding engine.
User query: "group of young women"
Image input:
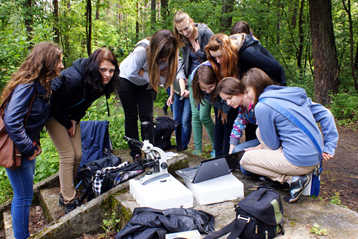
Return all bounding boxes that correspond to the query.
[2,10,338,239]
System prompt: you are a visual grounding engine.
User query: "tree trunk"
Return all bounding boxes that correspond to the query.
[136,2,139,40]
[151,0,156,30]
[309,0,339,105]
[53,0,60,43]
[23,0,33,48]
[96,0,100,20]
[297,0,305,68]
[86,0,92,56]
[160,0,168,26]
[61,0,71,68]
[342,0,357,91]
[220,0,234,32]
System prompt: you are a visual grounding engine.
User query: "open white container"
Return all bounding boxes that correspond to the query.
[184,174,244,205]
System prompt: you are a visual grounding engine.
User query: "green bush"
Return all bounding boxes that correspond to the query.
[330,92,358,129]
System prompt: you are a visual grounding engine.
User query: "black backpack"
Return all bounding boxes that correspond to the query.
[153,117,181,150]
[204,188,285,239]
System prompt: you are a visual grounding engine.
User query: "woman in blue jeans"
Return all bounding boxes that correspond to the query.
[2,42,64,239]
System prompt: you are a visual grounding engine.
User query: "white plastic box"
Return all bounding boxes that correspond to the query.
[165,230,201,239]
[184,174,244,205]
[130,173,193,209]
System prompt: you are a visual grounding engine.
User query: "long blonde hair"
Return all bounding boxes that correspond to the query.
[1,42,62,102]
[147,29,179,92]
[173,11,192,47]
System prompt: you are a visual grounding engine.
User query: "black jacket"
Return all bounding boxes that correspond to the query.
[237,34,286,86]
[51,58,102,129]
[4,80,51,158]
[115,207,215,239]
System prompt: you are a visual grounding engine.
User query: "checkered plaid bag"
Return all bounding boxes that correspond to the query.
[92,161,144,195]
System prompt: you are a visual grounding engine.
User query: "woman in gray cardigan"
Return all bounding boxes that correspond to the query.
[169,11,215,156]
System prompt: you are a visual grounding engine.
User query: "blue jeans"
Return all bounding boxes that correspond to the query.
[173,93,192,149]
[6,157,36,239]
[232,139,260,177]
[214,107,239,157]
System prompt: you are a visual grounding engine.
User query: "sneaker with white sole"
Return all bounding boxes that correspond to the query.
[284,174,310,203]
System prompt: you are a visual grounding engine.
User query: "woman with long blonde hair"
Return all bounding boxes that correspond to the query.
[170,11,215,155]
[119,29,184,160]
[2,42,63,239]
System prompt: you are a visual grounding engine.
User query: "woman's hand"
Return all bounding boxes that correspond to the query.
[167,95,174,107]
[28,150,37,160]
[36,144,42,156]
[67,119,77,137]
[181,90,190,98]
[245,144,263,151]
[138,68,145,77]
[160,67,168,77]
[189,38,200,52]
[322,152,333,162]
[218,110,228,124]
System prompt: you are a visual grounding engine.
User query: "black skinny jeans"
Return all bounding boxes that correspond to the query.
[119,78,155,157]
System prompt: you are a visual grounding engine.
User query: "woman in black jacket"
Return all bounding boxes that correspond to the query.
[2,42,63,239]
[47,48,119,213]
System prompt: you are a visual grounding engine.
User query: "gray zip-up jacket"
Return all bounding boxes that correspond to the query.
[120,39,185,87]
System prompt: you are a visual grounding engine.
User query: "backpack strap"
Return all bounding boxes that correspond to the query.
[259,98,323,170]
[203,215,249,239]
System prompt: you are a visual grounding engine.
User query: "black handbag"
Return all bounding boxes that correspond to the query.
[81,154,122,189]
[204,188,285,239]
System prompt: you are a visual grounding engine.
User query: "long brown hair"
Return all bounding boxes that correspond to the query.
[192,64,218,106]
[217,77,244,96]
[147,29,179,92]
[1,42,62,102]
[241,68,274,106]
[173,10,192,47]
[204,33,238,81]
[230,21,253,36]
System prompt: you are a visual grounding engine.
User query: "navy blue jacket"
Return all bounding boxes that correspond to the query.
[238,35,286,86]
[51,58,102,129]
[4,80,51,158]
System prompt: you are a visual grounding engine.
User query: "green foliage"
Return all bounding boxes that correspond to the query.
[310,223,328,236]
[83,94,128,149]
[329,191,341,205]
[153,86,170,109]
[0,167,13,204]
[102,210,121,233]
[330,92,358,129]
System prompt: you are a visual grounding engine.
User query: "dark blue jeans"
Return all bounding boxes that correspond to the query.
[214,107,239,157]
[6,156,36,239]
[119,78,155,157]
[173,94,192,149]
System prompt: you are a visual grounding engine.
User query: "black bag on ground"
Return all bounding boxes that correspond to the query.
[204,188,284,239]
[153,116,181,150]
[81,154,122,189]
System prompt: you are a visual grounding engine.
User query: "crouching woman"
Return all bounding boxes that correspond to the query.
[239,68,338,203]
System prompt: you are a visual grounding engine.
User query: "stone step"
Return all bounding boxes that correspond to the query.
[39,187,65,223]
[27,152,189,238]
[3,210,14,239]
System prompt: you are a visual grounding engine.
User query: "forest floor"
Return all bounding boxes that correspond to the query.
[0,107,357,239]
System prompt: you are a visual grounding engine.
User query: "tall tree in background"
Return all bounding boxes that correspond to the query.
[220,0,234,32]
[309,0,339,105]
[23,0,34,48]
[96,0,100,20]
[151,0,156,30]
[53,0,60,44]
[86,0,92,56]
[342,0,357,91]
[160,0,169,27]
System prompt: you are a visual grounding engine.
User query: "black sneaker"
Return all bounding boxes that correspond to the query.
[59,193,64,207]
[162,105,168,115]
[64,198,83,214]
[258,180,290,191]
[284,175,310,203]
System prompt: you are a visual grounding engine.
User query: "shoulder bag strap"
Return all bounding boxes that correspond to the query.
[106,96,110,116]
[204,216,249,239]
[189,44,203,64]
[259,98,323,169]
